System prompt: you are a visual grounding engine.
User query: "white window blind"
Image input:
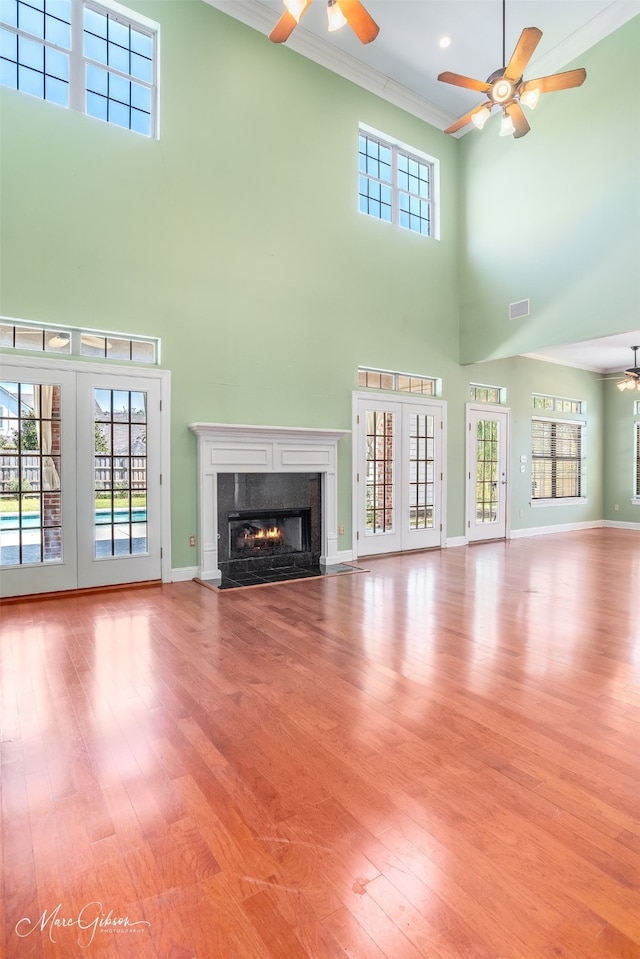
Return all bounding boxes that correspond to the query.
[531,418,584,500]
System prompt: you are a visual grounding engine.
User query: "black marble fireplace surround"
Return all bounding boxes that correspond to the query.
[217,472,322,587]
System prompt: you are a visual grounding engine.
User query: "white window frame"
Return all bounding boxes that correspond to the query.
[469,383,506,404]
[358,366,440,397]
[1,316,160,365]
[530,415,587,507]
[532,393,583,415]
[0,0,159,137]
[358,124,440,239]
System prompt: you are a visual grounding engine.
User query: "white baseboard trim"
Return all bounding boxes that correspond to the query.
[510,520,603,539]
[172,566,200,582]
[333,549,355,564]
[445,536,467,548]
[603,520,640,531]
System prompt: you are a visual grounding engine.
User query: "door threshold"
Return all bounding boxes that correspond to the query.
[0,580,162,604]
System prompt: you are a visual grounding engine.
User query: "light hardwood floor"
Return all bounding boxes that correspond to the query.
[1,528,639,959]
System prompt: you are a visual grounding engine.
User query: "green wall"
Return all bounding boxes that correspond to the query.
[0,1,636,571]
[458,15,640,364]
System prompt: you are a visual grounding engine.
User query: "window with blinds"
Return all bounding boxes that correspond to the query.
[635,421,640,498]
[531,418,584,500]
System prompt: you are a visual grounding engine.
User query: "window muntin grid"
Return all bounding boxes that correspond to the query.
[470,384,503,404]
[358,367,436,395]
[0,0,157,137]
[532,393,582,414]
[365,410,394,534]
[0,0,72,106]
[0,319,158,364]
[83,3,154,135]
[358,134,392,223]
[94,387,148,558]
[398,152,430,235]
[358,129,434,237]
[408,412,434,530]
[531,418,584,500]
[475,419,499,523]
[0,381,62,567]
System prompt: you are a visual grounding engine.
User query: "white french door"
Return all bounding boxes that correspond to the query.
[466,404,510,543]
[76,372,162,588]
[354,393,446,557]
[0,357,167,598]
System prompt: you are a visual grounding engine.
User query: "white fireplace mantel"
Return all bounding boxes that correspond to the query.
[189,422,350,581]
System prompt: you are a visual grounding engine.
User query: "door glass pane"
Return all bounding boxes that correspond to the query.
[409,412,434,529]
[0,381,62,566]
[365,410,394,533]
[476,419,499,523]
[93,388,148,558]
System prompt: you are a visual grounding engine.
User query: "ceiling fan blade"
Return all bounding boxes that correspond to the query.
[268,1,312,43]
[444,103,492,135]
[522,68,587,94]
[505,26,542,80]
[438,71,492,95]
[506,102,530,138]
[337,0,379,43]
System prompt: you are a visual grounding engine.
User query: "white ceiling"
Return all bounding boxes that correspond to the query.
[205,0,639,127]
[204,0,640,375]
[526,332,640,376]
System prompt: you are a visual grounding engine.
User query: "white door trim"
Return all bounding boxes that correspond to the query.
[352,391,447,557]
[465,403,511,543]
[0,353,172,589]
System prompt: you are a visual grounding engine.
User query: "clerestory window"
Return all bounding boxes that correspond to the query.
[358,126,438,238]
[0,0,158,137]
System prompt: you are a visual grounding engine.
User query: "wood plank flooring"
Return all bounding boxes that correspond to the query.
[1,528,639,959]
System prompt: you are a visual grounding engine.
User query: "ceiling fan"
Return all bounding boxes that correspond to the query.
[438,0,586,139]
[616,346,640,392]
[269,0,379,45]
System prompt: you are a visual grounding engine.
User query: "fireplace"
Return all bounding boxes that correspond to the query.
[228,509,310,559]
[189,422,350,582]
[217,471,321,579]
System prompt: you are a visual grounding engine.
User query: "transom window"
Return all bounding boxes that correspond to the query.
[531,417,585,501]
[0,318,159,364]
[532,393,582,414]
[358,126,438,238]
[470,383,504,404]
[358,367,437,396]
[0,0,158,136]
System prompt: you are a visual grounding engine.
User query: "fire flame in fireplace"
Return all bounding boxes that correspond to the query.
[244,526,281,542]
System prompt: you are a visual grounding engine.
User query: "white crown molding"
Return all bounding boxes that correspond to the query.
[526,1,640,80]
[522,351,607,374]
[202,0,454,130]
[203,0,639,132]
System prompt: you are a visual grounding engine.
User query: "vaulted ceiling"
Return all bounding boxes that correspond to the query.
[205,1,640,373]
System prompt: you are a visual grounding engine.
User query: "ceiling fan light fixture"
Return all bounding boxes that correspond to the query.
[492,78,512,103]
[520,87,540,109]
[47,333,70,349]
[499,110,515,137]
[327,0,347,31]
[472,106,491,130]
[615,346,640,391]
[284,0,307,22]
